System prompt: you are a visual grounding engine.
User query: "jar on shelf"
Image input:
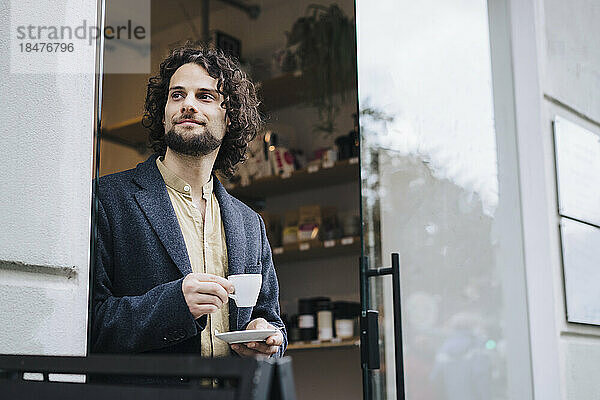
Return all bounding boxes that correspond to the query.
[333,301,361,339]
[314,297,333,341]
[287,314,301,343]
[298,298,316,341]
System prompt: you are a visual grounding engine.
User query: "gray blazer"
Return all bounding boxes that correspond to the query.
[91,153,287,357]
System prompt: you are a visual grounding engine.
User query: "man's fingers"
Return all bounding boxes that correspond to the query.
[192,304,219,316]
[194,273,234,294]
[234,318,283,356]
[193,293,224,309]
[265,333,283,346]
[246,341,279,354]
[182,273,233,319]
[246,320,282,344]
[231,344,266,358]
[195,281,229,304]
[248,318,269,330]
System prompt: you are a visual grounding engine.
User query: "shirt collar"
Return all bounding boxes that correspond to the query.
[156,156,213,196]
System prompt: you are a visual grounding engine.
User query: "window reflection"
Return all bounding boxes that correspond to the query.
[357,0,531,398]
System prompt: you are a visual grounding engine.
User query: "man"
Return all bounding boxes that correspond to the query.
[91,43,286,360]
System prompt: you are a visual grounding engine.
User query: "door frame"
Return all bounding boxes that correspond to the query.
[487,0,562,398]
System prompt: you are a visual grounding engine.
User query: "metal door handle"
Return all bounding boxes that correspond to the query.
[360,253,405,400]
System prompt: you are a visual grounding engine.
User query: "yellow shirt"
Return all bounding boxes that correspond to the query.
[156,157,230,358]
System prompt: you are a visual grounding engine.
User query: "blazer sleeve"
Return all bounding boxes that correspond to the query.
[91,196,205,353]
[242,214,288,357]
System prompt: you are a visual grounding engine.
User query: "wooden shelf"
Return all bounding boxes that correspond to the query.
[101,116,145,149]
[258,72,309,111]
[286,337,360,351]
[229,157,359,200]
[258,72,356,111]
[272,236,360,264]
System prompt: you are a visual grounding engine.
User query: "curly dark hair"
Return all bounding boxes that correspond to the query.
[143,42,263,178]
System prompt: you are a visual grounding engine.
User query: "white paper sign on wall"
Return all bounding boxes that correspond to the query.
[553,116,600,227]
[560,217,600,325]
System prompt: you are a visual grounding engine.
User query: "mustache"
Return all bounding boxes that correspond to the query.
[175,114,206,124]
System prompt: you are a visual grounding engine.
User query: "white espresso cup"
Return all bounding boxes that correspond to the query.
[228,274,262,307]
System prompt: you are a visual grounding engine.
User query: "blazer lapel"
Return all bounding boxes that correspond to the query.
[213,175,246,330]
[132,154,192,277]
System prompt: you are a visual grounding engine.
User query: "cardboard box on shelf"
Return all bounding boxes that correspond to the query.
[266,131,295,177]
[297,205,322,242]
[282,209,299,245]
[269,146,295,177]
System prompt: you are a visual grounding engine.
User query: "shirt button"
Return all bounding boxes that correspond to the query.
[184,185,190,192]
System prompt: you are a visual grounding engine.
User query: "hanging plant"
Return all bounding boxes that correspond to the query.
[286,4,357,136]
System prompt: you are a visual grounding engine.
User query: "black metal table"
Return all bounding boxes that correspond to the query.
[0,354,295,400]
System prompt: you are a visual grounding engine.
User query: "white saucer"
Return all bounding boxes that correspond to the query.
[214,329,279,344]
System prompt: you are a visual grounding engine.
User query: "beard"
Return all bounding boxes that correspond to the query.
[164,123,223,157]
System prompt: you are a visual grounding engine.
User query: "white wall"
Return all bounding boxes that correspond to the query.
[500,0,600,398]
[0,0,98,356]
[541,1,600,398]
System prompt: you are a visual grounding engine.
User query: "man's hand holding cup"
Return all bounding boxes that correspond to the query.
[182,273,234,319]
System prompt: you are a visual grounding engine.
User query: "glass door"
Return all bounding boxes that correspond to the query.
[356,0,534,399]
